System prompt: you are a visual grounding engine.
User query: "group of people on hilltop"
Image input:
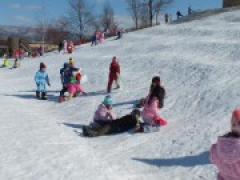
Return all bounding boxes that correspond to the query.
[58,40,75,54]
[91,31,105,46]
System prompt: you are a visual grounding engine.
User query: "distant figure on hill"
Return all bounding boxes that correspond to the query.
[116,30,122,40]
[176,10,184,19]
[0,54,11,68]
[188,6,193,15]
[91,32,97,46]
[58,41,64,53]
[210,109,240,180]
[165,13,169,24]
[63,40,68,53]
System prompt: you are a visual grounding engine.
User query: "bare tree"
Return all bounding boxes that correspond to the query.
[154,0,173,25]
[148,0,173,26]
[101,1,116,32]
[45,18,70,44]
[68,0,95,39]
[36,0,49,55]
[126,0,142,29]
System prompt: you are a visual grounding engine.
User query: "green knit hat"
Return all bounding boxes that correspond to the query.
[103,95,113,106]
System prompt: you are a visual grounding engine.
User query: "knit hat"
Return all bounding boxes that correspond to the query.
[69,58,75,66]
[103,95,113,106]
[40,62,46,69]
[233,109,240,122]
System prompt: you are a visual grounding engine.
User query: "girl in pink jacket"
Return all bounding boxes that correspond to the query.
[210,109,240,180]
[142,85,167,128]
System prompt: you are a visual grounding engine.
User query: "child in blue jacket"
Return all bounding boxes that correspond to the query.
[35,62,50,100]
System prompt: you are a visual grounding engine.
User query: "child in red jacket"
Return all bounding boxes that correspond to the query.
[107,56,120,93]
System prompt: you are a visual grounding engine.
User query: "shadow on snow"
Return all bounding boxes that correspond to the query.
[132,151,210,167]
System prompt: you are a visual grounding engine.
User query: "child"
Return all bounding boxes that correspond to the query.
[93,95,117,126]
[0,55,11,68]
[34,62,50,100]
[66,69,86,101]
[11,58,20,69]
[107,57,120,93]
[210,109,240,180]
[82,96,142,137]
[142,85,167,132]
[135,76,161,108]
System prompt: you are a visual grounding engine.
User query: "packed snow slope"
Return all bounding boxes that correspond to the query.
[1,9,240,180]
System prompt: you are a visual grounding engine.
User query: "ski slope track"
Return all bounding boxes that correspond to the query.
[1,9,240,180]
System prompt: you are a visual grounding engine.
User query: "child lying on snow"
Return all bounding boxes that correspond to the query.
[210,109,240,180]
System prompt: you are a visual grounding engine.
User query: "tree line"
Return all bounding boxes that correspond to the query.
[37,0,173,44]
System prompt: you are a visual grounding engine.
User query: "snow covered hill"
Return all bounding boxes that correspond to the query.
[1,9,240,180]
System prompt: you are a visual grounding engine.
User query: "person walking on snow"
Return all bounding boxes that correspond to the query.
[210,109,240,180]
[63,40,68,54]
[107,56,120,93]
[35,62,50,100]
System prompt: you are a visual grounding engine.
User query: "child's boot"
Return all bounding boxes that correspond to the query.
[41,92,48,100]
[36,91,40,99]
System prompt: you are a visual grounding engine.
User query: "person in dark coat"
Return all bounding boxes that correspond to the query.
[82,109,142,137]
[176,10,184,19]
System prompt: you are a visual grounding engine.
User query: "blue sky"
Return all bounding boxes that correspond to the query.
[0,0,222,26]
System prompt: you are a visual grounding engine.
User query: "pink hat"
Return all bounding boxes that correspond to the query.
[232,109,240,122]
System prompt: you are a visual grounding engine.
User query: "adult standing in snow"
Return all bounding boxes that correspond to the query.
[210,109,240,180]
[63,40,68,54]
[176,10,184,19]
[99,32,105,44]
[107,56,120,93]
[35,62,50,100]
[188,6,193,15]
[141,84,167,132]
[58,41,64,53]
[91,32,97,46]
[165,13,169,24]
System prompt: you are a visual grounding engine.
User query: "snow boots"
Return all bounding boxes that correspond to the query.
[36,91,48,100]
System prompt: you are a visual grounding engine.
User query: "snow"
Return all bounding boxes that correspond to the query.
[1,9,240,180]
